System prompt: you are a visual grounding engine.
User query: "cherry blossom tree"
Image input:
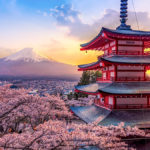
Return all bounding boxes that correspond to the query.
[0,86,73,134]
[0,120,133,150]
[0,86,149,150]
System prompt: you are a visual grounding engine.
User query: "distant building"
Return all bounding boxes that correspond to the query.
[10,84,19,89]
[28,90,38,95]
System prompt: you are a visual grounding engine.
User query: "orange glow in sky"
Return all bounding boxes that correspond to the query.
[1,0,150,66]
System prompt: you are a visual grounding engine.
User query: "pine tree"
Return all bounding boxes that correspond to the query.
[74,70,102,98]
[78,71,91,85]
[90,70,102,83]
[78,70,102,85]
[95,70,102,78]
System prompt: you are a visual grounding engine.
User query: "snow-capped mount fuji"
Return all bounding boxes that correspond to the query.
[0,48,80,79]
[4,48,51,63]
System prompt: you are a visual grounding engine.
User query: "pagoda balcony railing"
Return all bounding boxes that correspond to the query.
[117,51,150,55]
[94,101,150,110]
[97,77,150,82]
[101,51,145,57]
[118,50,142,55]
[115,104,150,109]
[117,77,149,81]
[98,51,150,58]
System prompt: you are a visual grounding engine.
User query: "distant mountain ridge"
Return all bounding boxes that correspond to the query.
[0,48,80,80]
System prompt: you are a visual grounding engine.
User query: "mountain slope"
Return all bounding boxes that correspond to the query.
[0,48,80,79]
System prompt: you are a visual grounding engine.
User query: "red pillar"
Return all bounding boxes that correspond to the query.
[142,42,144,55]
[144,66,146,81]
[113,97,116,109]
[147,96,149,108]
[115,65,117,81]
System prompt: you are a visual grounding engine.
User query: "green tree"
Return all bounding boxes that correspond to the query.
[74,70,102,99]
[78,70,102,85]
[94,70,102,80]
[78,71,91,86]
[90,70,102,83]
[90,71,95,83]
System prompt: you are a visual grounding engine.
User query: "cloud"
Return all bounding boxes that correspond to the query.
[128,11,150,30]
[37,10,48,17]
[50,4,150,41]
[49,5,119,40]
[50,4,79,25]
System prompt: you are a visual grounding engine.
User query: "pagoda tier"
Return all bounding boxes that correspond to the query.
[76,82,150,110]
[76,82,150,95]
[81,27,150,51]
[78,55,150,71]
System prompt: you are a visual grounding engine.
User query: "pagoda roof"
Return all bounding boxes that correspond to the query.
[75,83,110,94]
[105,28,150,36]
[102,55,150,65]
[100,82,150,95]
[70,105,111,124]
[81,27,150,51]
[70,105,150,128]
[78,58,101,71]
[76,82,150,95]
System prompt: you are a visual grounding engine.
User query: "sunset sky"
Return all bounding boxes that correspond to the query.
[1,0,150,65]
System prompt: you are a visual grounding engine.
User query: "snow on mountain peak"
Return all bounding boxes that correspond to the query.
[4,48,50,62]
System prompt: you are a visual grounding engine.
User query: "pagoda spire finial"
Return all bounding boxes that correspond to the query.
[117,0,131,30]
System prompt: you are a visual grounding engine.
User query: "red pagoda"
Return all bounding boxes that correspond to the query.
[71,0,150,127]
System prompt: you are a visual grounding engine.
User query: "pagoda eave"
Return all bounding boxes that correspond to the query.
[78,66,100,71]
[80,27,150,51]
[75,89,98,96]
[78,59,102,71]
[104,28,150,40]
[75,83,110,95]
[102,60,150,66]
[101,55,150,66]
[75,82,150,96]
[99,82,150,95]
[80,37,113,51]
[80,28,114,51]
[99,91,150,97]
[78,65,101,71]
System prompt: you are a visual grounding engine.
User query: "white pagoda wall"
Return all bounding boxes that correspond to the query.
[117,40,143,55]
[108,96,113,105]
[117,66,144,70]
[117,65,145,80]
[118,40,143,46]
[117,72,144,78]
[118,46,143,51]
[103,72,107,80]
[102,40,144,56]
[116,97,147,105]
